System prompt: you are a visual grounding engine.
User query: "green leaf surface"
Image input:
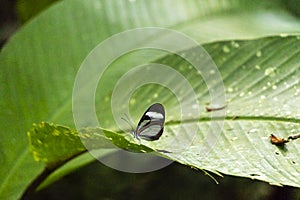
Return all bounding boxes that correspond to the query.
[27,122,153,190]
[27,36,300,189]
[1,0,300,198]
[28,122,86,168]
[28,122,153,169]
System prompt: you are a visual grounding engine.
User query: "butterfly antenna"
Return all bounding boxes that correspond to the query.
[121,113,135,131]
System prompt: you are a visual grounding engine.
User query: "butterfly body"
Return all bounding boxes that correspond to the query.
[133,103,165,141]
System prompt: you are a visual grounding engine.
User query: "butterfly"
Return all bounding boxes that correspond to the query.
[131,103,165,141]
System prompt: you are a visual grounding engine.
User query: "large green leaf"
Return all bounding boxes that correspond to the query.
[1,0,300,199]
[26,36,300,189]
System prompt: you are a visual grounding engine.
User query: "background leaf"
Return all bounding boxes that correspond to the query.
[1,0,300,198]
[16,0,60,22]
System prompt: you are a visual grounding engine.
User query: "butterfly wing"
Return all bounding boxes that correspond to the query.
[135,103,165,141]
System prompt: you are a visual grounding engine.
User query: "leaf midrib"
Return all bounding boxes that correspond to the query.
[165,116,300,126]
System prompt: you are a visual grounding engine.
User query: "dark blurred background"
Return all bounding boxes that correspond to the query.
[1,0,300,199]
[0,0,19,48]
[32,161,299,200]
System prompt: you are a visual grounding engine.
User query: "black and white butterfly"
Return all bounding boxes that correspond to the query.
[131,103,165,141]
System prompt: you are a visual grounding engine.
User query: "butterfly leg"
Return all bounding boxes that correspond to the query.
[132,131,141,143]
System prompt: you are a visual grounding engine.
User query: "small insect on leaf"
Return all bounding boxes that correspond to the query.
[287,133,300,140]
[206,104,226,112]
[231,115,239,120]
[270,134,288,146]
